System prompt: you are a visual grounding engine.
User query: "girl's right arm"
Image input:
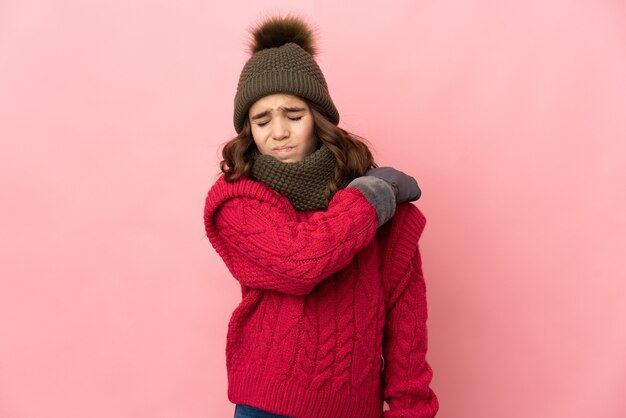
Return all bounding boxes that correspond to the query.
[204,176,395,295]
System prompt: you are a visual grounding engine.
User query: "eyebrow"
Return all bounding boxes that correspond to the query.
[250,106,306,121]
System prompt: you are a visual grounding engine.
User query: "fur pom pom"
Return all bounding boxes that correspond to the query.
[249,14,317,56]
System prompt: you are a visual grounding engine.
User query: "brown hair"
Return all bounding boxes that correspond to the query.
[219,99,377,201]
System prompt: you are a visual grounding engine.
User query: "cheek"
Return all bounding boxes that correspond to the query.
[304,122,316,146]
[250,128,263,148]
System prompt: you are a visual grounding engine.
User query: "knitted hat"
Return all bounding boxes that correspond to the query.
[233,15,340,133]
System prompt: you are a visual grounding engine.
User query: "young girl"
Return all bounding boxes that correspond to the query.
[204,15,438,418]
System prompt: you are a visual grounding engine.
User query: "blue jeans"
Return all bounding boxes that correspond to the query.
[234,404,292,418]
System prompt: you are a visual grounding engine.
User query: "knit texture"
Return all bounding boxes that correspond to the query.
[234,42,339,133]
[204,175,438,418]
[250,145,349,211]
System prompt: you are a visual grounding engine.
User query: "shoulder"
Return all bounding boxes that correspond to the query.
[205,175,280,211]
[203,175,290,226]
[387,202,427,248]
[377,202,426,276]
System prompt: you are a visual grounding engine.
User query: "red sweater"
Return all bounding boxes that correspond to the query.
[204,175,438,418]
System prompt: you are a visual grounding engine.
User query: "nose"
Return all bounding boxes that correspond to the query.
[271,117,289,140]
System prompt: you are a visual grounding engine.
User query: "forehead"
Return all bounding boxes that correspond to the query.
[249,93,307,113]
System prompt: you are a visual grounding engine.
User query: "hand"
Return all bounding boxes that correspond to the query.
[365,167,421,203]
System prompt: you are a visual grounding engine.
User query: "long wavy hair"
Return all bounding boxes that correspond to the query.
[219,98,377,202]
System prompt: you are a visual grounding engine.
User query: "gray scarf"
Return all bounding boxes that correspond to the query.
[250,145,349,211]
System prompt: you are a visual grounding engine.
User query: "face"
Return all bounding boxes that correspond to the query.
[248,93,317,163]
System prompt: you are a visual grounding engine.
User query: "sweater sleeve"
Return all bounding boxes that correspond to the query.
[383,207,439,418]
[204,176,379,295]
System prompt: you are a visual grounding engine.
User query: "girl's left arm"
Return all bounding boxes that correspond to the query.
[382,245,439,418]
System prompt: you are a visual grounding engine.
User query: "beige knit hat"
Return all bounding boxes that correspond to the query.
[233,15,340,133]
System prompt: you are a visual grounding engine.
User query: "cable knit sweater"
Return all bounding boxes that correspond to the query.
[204,175,438,418]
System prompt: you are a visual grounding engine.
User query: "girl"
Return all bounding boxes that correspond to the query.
[204,14,438,418]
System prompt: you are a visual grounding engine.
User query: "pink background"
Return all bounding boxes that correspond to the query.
[1,1,625,417]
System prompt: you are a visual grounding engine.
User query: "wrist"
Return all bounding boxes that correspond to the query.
[347,177,396,226]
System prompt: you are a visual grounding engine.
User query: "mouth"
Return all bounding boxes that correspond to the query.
[273,146,293,153]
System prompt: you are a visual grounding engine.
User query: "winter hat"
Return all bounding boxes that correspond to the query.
[233,15,340,133]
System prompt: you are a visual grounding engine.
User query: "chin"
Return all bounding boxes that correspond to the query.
[274,154,302,163]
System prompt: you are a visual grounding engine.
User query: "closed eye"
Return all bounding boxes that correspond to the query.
[256,116,302,127]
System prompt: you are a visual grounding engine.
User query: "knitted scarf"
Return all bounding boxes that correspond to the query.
[250,145,350,211]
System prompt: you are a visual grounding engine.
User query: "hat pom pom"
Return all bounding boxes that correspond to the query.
[249,14,317,56]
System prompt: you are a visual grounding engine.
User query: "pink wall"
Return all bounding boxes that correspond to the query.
[1,1,625,417]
